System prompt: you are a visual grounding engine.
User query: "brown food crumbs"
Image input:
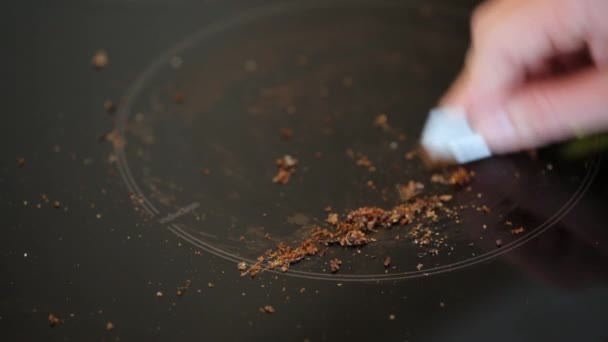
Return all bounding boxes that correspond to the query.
[505,221,513,226]
[389,314,396,321]
[202,168,211,176]
[510,227,525,235]
[264,233,271,240]
[355,154,376,172]
[383,256,392,267]
[397,181,424,201]
[314,151,323,159]
[91,50,109,69]
[272,155,298,184]
[326,213,339,226]
[324,206,333,213]
[106,321,114,331]
[176,279,191,296]
[431,167,471,186]
[416,263,424,271]
[40,193,49,203]
[104,130,126,149]
[242,194,452,276]
[261,305,275,314]
[156,291,164,298]
[279,128,293,140]
[405,150,417,160]
[448,167,471,185]
[479,205,491,214]
[239,236,246,242]
[438,194,453,201]
[52,200,61,209]
[174,92,185,104]
[207,282,215,288]
[48,313,62,327]
[366,180,376,190]
[373,113,389,131]
[103,100,116,113]
[238,262,247,272]
[496,239,503,247]
[329,258,342,273]
[299,288,306,294]
[17,157,25,168]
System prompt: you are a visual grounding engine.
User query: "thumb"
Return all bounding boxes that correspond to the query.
[469,67,608,154]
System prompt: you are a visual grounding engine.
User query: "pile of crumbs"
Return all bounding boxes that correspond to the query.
[241,192,455,277]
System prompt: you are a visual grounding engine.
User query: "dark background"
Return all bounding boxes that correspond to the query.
[4,0,608,341]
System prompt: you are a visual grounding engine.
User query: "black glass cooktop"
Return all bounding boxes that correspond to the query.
[5,0,608,341]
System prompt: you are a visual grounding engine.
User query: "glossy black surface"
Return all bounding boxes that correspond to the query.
[5,0,608,341]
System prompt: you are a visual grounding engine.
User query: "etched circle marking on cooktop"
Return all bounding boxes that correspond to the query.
[113,1,599,281]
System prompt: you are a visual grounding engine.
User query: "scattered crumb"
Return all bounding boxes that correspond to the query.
[174,92,185,104]
[202,168,211,176]
[329,258,342,273]
[156,291,163,298]
[279,128,293,140]
[405,150,417,160]
[207,282,215,288]
[314,151,323,159]
[92,50,109,70]
[388,314,396,320]
[448,167,471,185]
[439,302,445,308]
[324,206,332,213]
[239,236,245,242]
[505,221,513,226]
[366,180,376,190]
[478,205,491,214]
[355,154,376,172]
[416,263,423,271]
[510,227,525,235]
[431,167,471,186]
[52,201,61,209]
[438,194,452,201]
[17,157,25,168]
[495,239,503,247]
[106,321,114,331]
[273,155,298,184]
[176,279,191,296]
[238,262,248,272]
[299,288,306,294]
[326,213,339,226]
[40,193,49,203]
[48,313,62,327]
[260,305,275,314]
[373,113,389,131]
[383,256,391,267]
[397,181,424,201]
[103,100,116,113]
[103,130,126,149]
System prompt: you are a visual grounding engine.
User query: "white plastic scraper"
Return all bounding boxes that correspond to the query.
[420,107,492,164]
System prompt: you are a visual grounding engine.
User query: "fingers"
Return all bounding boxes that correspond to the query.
[462,0,589,109]
[470,67,608,154]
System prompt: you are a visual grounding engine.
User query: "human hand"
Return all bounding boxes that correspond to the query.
[441,0,608,155]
